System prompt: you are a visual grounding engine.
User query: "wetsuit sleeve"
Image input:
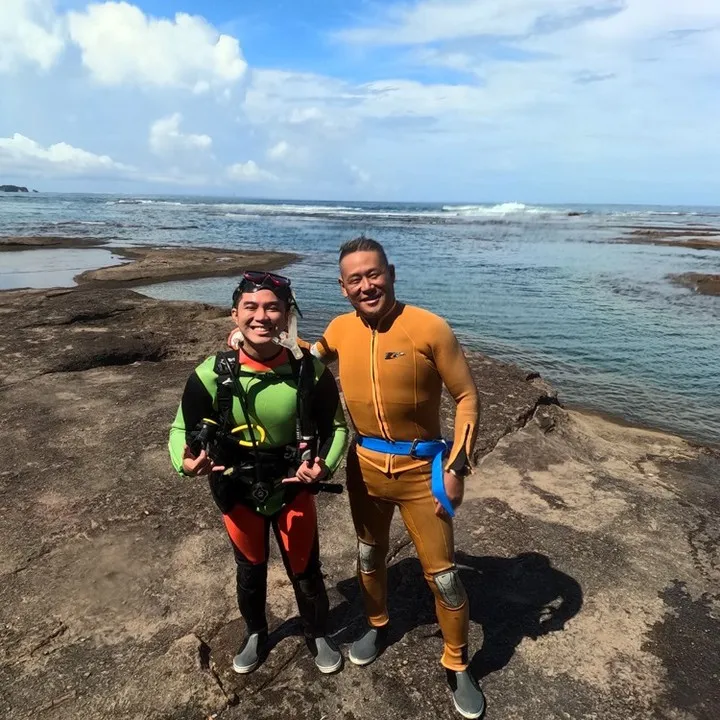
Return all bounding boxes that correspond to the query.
[168,359,217,476]
[312,363,349,475]
[430,319,479,473]
[310,318,340,363]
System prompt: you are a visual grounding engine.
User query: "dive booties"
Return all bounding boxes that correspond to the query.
[447,669,486,719]
[232,630,269,674]
[348,624,388,666]
[307,636,343,674]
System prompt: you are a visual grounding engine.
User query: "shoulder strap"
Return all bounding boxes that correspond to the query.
[287,347,318,459]
[213,350,238,431]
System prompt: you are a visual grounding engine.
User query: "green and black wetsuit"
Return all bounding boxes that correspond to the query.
[168,347,348,637]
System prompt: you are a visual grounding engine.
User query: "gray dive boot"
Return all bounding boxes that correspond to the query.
[348,625,388,666]
[232,630,268,674]
[307,636,343,674]
[447,669,486,719]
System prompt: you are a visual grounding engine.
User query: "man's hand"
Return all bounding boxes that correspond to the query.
[283,457,328,484]
[182,445,225,476]
[434,470,465,518]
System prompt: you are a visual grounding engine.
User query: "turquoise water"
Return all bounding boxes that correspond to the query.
[1,192,719,445]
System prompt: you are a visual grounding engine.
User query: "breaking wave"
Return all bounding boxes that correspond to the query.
[442,202,561,216]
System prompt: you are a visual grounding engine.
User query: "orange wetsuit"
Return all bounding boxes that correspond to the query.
[312,302,479,670]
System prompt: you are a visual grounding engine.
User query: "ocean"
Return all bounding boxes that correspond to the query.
[1,192,719,446]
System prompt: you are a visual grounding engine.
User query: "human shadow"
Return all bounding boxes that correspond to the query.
[321,550,583,679]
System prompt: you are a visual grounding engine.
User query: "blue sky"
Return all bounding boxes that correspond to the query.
[1,0,719,204]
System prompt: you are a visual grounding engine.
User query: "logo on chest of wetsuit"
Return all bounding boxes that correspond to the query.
[384,351,406,360]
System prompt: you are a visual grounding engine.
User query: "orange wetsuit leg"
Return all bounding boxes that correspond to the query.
[223,503,271,633]
[346,447,395,628]
[394,463,469,671]
[347,447,470,671]
[275,489,319,575]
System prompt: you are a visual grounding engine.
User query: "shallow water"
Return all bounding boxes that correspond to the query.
[2,192,719,444]
[0,248,124,290]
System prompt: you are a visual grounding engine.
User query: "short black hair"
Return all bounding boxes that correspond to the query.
[338,235,389,267]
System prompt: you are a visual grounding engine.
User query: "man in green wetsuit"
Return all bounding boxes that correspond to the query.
[168,271,348,674]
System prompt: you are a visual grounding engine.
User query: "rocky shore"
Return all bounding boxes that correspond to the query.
[0,236,106,251]
[0,246,718,720]
[668,272,720,296]
[614,225,720,252]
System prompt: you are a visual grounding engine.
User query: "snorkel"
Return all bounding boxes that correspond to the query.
[272,293,303,360]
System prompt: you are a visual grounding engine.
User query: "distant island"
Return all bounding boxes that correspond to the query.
[0,185,38,192]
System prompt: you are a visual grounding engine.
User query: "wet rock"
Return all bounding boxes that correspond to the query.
[668,272,720,296]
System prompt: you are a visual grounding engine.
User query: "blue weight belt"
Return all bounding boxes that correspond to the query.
[355,435,455,517]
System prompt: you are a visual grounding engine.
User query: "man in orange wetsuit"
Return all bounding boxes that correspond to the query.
[311,236,486,718]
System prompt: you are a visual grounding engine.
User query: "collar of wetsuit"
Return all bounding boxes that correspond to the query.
[359,301,402,331]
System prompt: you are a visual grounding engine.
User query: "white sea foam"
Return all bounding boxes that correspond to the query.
[213,202,446,220]
[52,220,106,225]
[442,202,560,216]
[213,203,364,215]
[109,199,185,206]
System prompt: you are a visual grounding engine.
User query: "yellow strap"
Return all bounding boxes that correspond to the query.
[230,423,267,446]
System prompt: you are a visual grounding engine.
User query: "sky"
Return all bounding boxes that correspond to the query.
[1,0,719,204]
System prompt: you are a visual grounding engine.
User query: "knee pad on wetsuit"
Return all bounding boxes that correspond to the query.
[291,564,325,599]
[357,540,381,573]
[236,561,267,591]
[433,568,467,609]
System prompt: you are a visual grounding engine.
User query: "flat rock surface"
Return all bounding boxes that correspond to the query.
[0,235,297,289]
[612,226,720,251]
[0,236,108,251]
[75,247,298,288]
[1,287,718,720]
[668,272,720,296]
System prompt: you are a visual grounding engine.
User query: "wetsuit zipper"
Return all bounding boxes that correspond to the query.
[370,328,390,440]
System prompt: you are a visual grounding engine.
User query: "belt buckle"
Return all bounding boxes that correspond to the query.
[409,439,421,459]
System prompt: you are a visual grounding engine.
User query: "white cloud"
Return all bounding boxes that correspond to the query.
[226,161,276,183]
[67,2,247,90]
[336,0,720,56]
[149,113,212,155]
[288,107,326,124]
[0,133,132,177]
[347,163,371,185]
[244,70,353,131]
[267,141,290,161]
[246,70,488,131]
[336,0,622,45]
[264,140,312,169]
[1,1,718,200]
[0,0,65,73]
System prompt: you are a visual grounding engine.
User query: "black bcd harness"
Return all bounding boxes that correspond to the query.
[207,348,318,511]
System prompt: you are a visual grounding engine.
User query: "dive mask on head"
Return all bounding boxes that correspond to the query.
[231,271,302,315]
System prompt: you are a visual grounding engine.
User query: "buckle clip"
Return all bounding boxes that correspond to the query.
[409,439,421,459]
